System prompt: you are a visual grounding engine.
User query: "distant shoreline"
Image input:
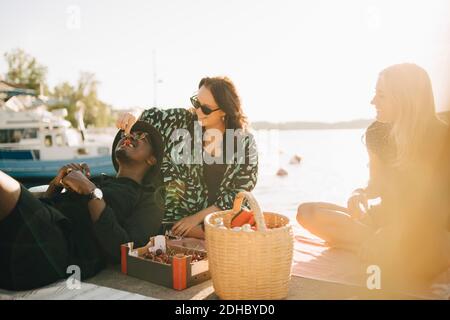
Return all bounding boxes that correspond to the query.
[251,119,374,130]
[251,111,449,130]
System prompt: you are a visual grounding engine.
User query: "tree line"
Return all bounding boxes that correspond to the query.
[2,48,114,128]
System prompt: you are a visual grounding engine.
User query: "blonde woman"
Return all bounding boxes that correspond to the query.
[297,63,449,286]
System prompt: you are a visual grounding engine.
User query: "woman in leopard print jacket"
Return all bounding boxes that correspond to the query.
[117,76,258,239]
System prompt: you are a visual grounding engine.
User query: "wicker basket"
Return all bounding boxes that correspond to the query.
[204,191,293,300]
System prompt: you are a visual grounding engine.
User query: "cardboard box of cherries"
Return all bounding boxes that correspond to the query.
[120,235,210,290]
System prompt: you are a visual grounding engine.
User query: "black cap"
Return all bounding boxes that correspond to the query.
[111,121,164,182]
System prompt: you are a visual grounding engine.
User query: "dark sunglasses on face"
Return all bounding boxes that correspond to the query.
[190,95,220,115]
[120,131,149,143]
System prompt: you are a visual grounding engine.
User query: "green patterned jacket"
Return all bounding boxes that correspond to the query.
[139,107,258,223]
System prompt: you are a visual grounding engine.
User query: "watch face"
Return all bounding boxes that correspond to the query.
[92,188,103,200]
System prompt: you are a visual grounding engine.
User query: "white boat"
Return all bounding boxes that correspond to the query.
[0,94,115,181]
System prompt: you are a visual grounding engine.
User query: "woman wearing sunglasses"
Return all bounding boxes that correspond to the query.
[116,76,258,239]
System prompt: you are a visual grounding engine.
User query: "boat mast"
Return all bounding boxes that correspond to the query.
[152,49,157,107]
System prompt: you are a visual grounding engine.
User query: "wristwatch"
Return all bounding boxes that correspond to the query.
[89,188,103,201]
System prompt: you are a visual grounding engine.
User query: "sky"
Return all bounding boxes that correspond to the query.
[0,0,449,122]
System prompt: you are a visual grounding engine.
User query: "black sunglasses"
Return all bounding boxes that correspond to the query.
[120,131,149,143]
[190,95,220,115]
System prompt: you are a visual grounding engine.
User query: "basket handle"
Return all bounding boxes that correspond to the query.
[231,191,268,232]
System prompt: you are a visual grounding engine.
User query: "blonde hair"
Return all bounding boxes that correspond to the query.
[380,63,439,168]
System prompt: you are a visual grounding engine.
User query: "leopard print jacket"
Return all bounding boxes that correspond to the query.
[139,107,258,224]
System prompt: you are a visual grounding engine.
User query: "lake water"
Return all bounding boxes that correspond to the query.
[252,129,369,222]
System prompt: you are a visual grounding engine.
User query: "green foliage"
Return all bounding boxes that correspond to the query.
[3,48,114,128]
[4,48,47,91]
[51,72,114,128]
[50,81,78,125]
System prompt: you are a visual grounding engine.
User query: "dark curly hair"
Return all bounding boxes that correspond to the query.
[198,76,248,130]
